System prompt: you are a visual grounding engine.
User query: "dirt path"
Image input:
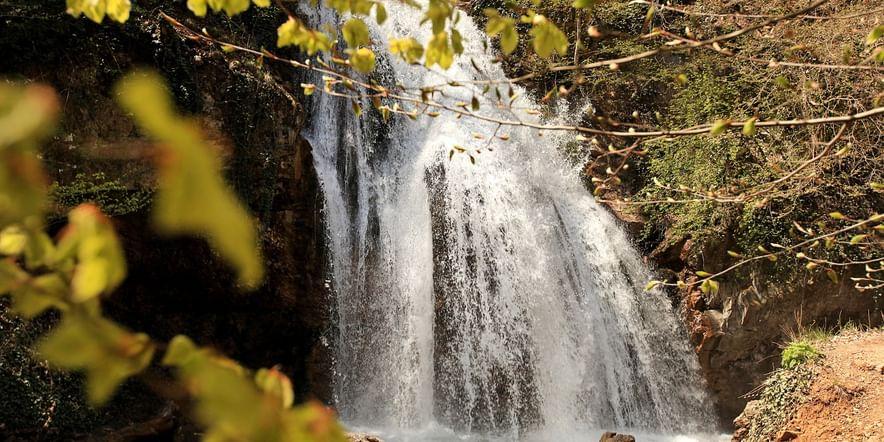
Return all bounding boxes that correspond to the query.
[781,330,884,441]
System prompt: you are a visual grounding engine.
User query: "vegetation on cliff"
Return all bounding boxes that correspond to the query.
[734,327,884,441]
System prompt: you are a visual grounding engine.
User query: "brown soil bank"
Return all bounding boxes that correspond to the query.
[734,329,884,441]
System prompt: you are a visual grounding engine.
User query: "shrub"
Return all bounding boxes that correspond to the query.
[781,341,820,369]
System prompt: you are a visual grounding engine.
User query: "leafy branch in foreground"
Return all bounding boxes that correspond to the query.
[0,75,345,441]
[66,0,881,293]
[150,1,882,293]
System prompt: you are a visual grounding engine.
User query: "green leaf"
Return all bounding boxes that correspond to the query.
[572,0,597,8]
[0,84,57,227]
[347,47,376,73]
[849,234,868,245]
[9,273,68,318]
[66,0,131,23]
[699,279,711,294]
[57,204,127,302]
[162,335,200,366]
[825,268,839,283]
[866,25,884,45]
[696,271,713,277]
[38,314,155,405]
[342,18,371,48]
[742,117,757,136]
[115,71,263,289]
[71,257,112,301]
[0,225,27,256]
[255,367,295,408]
[389,38,425,64]
[707,279,720,295]
[485,9,518,54]
[187,0,208,16]
[426,32,455,69]
[374,2,387,24]
[277,18,333,55]
[529,14,568,58]
[644,280,661,291]
[710,119,730,135]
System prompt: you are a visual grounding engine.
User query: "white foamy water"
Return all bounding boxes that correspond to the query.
[300,2,720,440]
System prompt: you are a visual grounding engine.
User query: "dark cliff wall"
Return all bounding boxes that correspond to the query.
[0,2,332,438]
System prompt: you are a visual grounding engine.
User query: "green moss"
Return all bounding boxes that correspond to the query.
[591,1,649,34]
[635,60,778,246]
[49,172,152,217]
[735,206,790,255]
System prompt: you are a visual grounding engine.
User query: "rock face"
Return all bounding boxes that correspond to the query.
[634,213,882,424]
[599,431,636,442]
[0,1,332,436]
[686,269,881,421]
[732,330,884,441]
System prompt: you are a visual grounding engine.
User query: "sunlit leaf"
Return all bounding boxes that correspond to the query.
[342,18,371,48]
[38,313,155,404]
[255,367,295,408]
[528,14,568,58]
[115,71,263,289]
[55,204,127,302]
[0,225,27,256]
[347,47,377,73]
[277,18,333,55]
[390,37,425,64]
[66,0,131,23]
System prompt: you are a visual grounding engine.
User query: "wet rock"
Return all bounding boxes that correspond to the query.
[775,429,799,441]
[732,399,761,440]
[347,433,383,442]
[599,431,636,442]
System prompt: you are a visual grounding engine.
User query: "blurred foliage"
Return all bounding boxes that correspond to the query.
[0,74,345,441]
[115,72,263,289]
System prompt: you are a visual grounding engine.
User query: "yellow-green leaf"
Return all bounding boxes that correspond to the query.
[867,25,884,45]
[342,18,371,48]
[742,117,757,136]
[277,18,333,55]
[38,314,155,404]
[66,0,131,23]
[485,9,518,55]
[0,225,27,256]
[529,14,568,58]
[255,367,295,408]
[710,119,730,135]
[348,47,376,73]
[849,234,868,245]
[390,37,425,64]
[426,32,454,69]
[114,71,263,289]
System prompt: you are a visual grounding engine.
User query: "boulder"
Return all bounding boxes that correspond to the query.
[599,431,636,442]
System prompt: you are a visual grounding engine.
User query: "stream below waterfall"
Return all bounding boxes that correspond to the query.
[300,2,725,440]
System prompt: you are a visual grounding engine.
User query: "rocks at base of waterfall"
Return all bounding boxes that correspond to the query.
[347,432,383,442]
[732,399,761,440]
[775,429,800,441]
[599,431,636,442]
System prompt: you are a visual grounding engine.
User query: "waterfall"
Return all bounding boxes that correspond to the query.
[301,3,717,440]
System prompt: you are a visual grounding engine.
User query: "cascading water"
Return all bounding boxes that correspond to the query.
[301,3,719,440]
